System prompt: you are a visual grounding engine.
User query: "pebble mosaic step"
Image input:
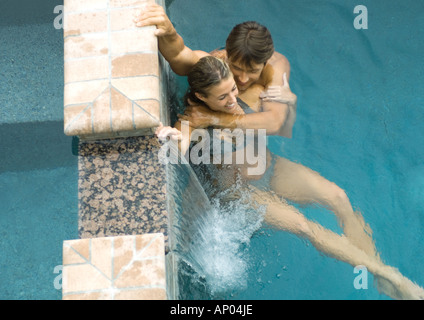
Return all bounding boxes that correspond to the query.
[77,136,169,245]
[62,233,166,300]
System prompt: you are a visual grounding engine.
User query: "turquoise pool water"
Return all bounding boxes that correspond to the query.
[0,0,78,299]
[166,0,424,299]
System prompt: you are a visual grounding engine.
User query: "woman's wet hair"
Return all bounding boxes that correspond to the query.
[184,56,231,106]
[226,21,274,68]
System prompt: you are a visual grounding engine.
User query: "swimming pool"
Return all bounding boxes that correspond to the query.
[1,0,423,300]
[0,0,78,300]
[166,0,424,299]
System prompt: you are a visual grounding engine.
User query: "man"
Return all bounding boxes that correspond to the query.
[134,3,297,137]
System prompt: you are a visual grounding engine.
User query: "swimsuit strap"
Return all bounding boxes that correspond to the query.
[237,97,256,114]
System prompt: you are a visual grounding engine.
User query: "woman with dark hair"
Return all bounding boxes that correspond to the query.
[157,55,264,180]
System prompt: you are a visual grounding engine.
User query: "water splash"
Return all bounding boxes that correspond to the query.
[180,186,265,296]
[167,163,266,297]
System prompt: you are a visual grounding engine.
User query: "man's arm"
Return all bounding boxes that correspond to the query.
[257,52,296,135]
[219,105,288,134]
[180,103,288,134]
[134,3,208,75]
[230,54,296,136]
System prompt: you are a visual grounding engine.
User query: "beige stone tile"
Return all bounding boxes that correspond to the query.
[65,56,109,83]
[63,234,166,300]
[111,87,134,132]
[63,291,112,300]
[64,0,165,137]
[91,237,113,280]
[113,236,135,279]
[63,244,86,265]
[114,288,166,300]
[92,88,112,134]
[134,99,160,120]
[64,11,108,37]
[64,80,108,106]
[133,102,161,129]
[114,259,165,288]
[64,104,92,136]
[110,0,154,9]
[64,239,90,257]
[112,76,159,101]
[113,234,165,289]
[111,53,158,78]
[64,34,109,60]
[134,100,160,129]
[136,232,164,258]
[63,264,111,293]
[64,0,108,13]
[110,7,139,31]
[110,28,157,55]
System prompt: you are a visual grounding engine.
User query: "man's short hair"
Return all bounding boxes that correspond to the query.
[226,21,274,68]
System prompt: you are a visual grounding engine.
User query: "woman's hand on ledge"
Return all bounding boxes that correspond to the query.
[155,122,182,142]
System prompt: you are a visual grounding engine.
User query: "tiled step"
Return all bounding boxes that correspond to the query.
[62,233,166,300]
[62,0,172,300]
[63,0,168,140]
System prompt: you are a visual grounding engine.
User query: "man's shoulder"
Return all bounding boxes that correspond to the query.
[260,51,290,86]
[269,51,290,70]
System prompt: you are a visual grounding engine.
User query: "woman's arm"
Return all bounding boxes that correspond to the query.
[156,121,194,158]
